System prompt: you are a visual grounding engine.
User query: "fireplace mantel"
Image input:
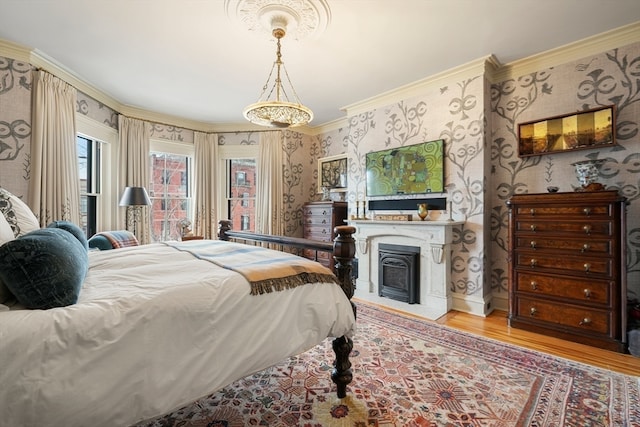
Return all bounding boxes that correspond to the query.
[350,219,463,320]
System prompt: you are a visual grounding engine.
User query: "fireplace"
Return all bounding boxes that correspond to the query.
[378,244,419,304]
[350,219,462,320]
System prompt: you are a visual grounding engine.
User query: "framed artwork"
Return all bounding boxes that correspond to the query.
[517,105,615,157]
[317,154,347,192]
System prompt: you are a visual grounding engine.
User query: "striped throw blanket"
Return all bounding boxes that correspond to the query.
[95,230,139,248]
[163,240,337,295]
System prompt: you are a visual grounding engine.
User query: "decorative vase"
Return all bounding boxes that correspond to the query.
[321,186,331,201]
[417,203,429,221]
[571,159,606,191]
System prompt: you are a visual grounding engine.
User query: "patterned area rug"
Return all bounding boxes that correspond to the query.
[136,302,640,426]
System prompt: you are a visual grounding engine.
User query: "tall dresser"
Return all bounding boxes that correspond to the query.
[302,201,348,271]
[506,191,627,352]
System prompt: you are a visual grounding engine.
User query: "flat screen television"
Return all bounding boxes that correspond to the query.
[366,139,444,197]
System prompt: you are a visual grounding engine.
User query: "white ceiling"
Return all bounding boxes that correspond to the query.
[1,0,639,129]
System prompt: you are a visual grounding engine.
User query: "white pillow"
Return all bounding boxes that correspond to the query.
[0,213,14,245]
[0,211,16,303]
[0,187,40,237]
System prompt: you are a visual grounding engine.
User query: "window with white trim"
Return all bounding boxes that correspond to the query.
[218,145,258,232]
[149,140,194,242]
[77,135,101,237]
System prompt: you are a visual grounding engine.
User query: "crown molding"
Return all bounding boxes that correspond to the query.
[302,116,348,135]
[492,20,640,82]
[0,39,31,62]
[30,48,123,113]
[119,105,215,133]
[340,55,494,119]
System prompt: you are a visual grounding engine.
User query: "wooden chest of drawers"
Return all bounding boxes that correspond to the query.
[302,201,348,271]
[506,191,627,352]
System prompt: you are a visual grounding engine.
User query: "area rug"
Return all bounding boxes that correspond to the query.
[136,302,640,426]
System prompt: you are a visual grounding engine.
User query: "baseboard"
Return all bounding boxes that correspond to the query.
[451,292,493,317]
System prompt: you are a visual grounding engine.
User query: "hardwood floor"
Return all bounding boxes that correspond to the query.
[357,299,640,377]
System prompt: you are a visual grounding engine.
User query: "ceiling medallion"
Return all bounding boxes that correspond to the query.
[225,0,331,41]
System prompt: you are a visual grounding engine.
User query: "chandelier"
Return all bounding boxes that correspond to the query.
[243,23,313,128]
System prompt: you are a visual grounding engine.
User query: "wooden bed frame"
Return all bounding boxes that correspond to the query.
[218,219,356,398]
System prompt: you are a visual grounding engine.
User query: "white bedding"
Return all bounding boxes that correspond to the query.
[0,241,356,427]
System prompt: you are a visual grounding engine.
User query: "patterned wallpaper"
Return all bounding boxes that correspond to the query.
[0,57,32,197]
[316,76,489,308]
[1,37,639,311]
[489,42,640,304]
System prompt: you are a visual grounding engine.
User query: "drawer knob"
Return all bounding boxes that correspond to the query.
[530,259,537,268]
[530,208,535,216]
[529,307,537,316]
[584,263,591,273]
[583,207,592,216]
[530,224,537,232]
[530,240,537,249]
[579,317,592,325]
[581,243,590,253]
[530,281,537,290]
[583,225,591,234]
[583,288,591,298]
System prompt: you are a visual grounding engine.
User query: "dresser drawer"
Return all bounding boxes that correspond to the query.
[303,206,334,218]
[515,296,611,335]
[515,272,610,305]
[514,236,611,254]
[515,220,613,236]
[304,214,333,227]
[514,251,611,275]
[303,226,332,241]
[514,204,612,219]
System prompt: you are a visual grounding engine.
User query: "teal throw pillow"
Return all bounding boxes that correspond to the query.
[0,228,88,309]
[47,220,89,250]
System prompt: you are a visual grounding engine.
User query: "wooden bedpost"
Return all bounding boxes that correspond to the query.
[217,219,357,398]
[332,225,356,398]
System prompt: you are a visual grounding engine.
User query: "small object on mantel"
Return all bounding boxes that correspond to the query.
[417,203,429,220]
[374,214,413,221]
[547,186,559,193]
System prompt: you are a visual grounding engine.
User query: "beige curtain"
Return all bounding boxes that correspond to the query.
[193,132,219,239]
[117,115,151,243]
[256,131,284,235]
[29,70,80,226]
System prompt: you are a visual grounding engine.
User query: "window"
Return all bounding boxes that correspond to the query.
[219,145,258,233]
[149,140,194,242]
[241,214,250,230]
[236,171,247,186]
[77,135,101,237]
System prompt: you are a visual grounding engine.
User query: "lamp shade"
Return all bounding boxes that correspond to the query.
[119,186,151,207]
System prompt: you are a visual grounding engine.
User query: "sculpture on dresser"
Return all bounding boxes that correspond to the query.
[571,159,606,191]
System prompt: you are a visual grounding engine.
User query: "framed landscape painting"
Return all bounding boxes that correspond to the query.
[518,106,615,157]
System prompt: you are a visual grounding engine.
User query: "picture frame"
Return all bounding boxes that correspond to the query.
[517,105,615,157]
[317,153,347,192]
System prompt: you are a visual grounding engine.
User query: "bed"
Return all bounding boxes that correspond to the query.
[0,215,356,427]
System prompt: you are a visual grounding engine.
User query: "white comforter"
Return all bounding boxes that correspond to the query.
[0,242,356,427]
